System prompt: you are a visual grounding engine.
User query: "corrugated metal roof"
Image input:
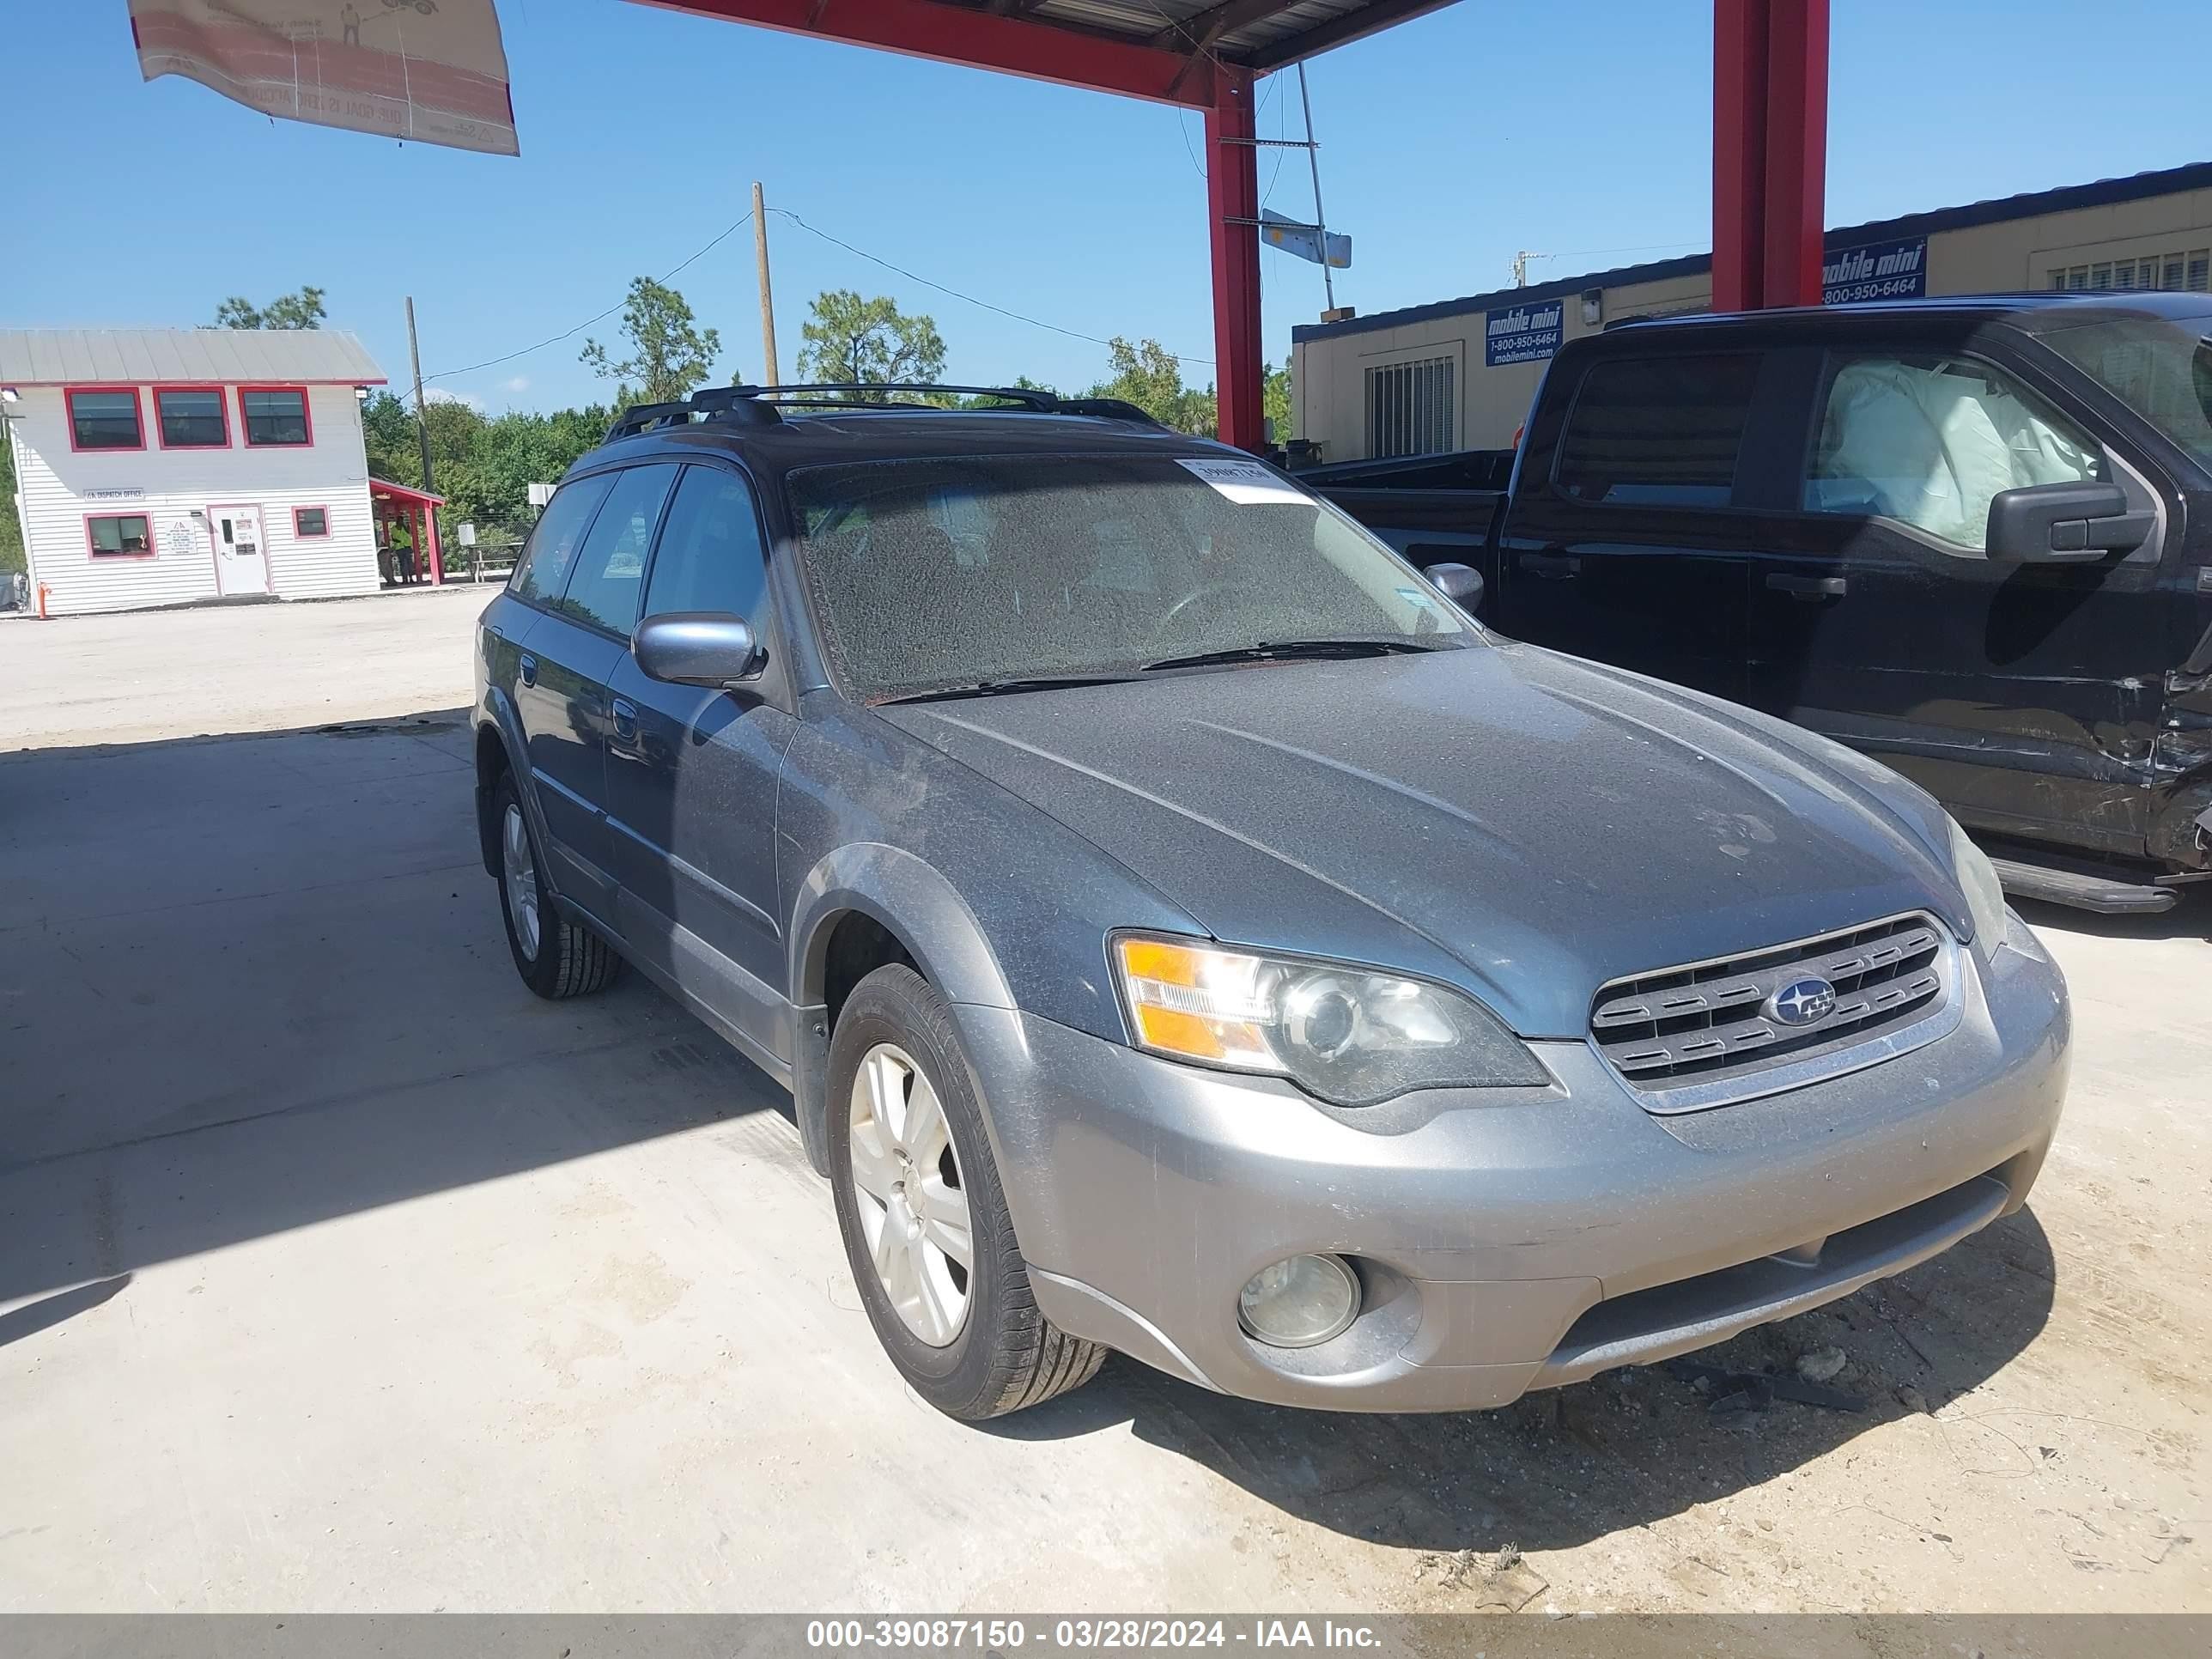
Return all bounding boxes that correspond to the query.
[950,0,1453,70]
[0,328,387,388]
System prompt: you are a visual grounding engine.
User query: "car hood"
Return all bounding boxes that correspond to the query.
[873,644,1969,1037]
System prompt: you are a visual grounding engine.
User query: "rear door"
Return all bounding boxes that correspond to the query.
[512,465,679,921]
[1742,339,2172,856]
[1494,346,1782,702]
[604,462,798,1066]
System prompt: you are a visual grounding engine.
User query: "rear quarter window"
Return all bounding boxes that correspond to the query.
[1553,352,1762,507]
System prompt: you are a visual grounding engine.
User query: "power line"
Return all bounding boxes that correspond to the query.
[415,210,755,396]
[769,207,1214,368]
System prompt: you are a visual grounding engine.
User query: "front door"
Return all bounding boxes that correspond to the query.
[1743,343,2171,858]
[603,463,795,1068]
[208,505,270,596]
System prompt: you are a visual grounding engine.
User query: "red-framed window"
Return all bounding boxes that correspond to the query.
[66,386,145,452]
[86,513,154,558]
[293,505,331,538]
[239,385,313,447]
[153,385,231,448]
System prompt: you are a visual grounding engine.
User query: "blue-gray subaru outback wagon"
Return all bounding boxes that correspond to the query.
[472,383,2069,1420]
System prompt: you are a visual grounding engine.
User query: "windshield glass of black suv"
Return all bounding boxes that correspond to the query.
[787,454,1467,698]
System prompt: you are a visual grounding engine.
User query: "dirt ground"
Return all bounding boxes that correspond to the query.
[0,592,2204,1615]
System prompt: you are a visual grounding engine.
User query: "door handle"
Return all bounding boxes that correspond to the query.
[611,697,639,743]
[1766,573,1847,600]
[519,653,538,687]
[1519,552,1581,580]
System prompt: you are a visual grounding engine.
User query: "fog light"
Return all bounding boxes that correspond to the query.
[1237,1254,1359,1348]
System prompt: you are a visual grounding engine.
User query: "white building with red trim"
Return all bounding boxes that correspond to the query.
[0,327,395,617]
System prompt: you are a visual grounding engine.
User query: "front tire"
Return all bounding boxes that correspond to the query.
[827,964,1105,1419]
[493,773,617,1000]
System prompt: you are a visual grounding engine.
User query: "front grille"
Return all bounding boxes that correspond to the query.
[1591,914,1952,1100]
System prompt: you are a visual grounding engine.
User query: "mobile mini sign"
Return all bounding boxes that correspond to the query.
[1823,234,1929,306]
[1485,300,1565,367]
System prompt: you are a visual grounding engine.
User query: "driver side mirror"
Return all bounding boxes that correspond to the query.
[1985,481,2153,563]
[1425,562,1485,613]
[634,612,763,688]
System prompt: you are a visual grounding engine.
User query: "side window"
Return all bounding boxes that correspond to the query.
[1554,353,1761,507]
[512,473,615,605]
[557,464,680,635]
[643,465,771,627]
[1803,352,2106,550]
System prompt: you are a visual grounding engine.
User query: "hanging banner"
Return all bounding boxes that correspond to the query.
[1484,299,1564,367]
[129,1,520,157]
[1261,209,1352,270]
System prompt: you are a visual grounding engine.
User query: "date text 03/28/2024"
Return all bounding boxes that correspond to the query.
[805,1618,1384,1650]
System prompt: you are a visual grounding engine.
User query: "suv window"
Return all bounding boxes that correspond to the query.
[643,466,771,627]
[556,465,679,635]
[1803,352,2106,550]
[1555,353,1760,507]
[512,473,615,606]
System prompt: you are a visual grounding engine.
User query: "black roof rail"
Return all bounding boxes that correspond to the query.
[604,382,1168,443]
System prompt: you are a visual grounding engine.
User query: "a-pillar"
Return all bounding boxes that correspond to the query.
[1712,0,1829,311]
[1206,66,1264,453]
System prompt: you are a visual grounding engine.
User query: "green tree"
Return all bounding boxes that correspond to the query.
[580,277,722,406]
[1264,362,1294,444]
[1083,337,1215,434]
[0,431,22,575]
[797,290,946,397]
[211,286,327,329]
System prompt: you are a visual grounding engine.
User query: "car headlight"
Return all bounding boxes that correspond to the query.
[1947,817,2009,951]
[1111,935,1549,1105]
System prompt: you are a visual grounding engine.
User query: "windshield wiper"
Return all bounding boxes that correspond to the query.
[871,674,1142,706]
[1140,637,1446,673]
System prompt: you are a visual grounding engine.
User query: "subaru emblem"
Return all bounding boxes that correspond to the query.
[1766,976,1837,1027]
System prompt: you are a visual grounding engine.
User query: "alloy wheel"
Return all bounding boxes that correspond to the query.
[848,1042,973,1346]
[501,802,541,962]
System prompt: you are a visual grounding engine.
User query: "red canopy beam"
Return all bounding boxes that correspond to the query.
[629,0,1223,106]
[1712,0,1828,311]
[1206,69,1263,452]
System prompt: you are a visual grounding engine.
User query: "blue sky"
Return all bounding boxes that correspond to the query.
[7,0,2204,413]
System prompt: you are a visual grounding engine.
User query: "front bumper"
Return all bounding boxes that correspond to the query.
[958,912,2069,1412]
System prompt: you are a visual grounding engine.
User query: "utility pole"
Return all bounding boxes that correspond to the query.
[1295,64,1335,313]
[1511,250,1553,289]
[752,182,781,387]
[404,295,434,492]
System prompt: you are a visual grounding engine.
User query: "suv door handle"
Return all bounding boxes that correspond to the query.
[1766,573,1847,600]
[1520,552,1580,580]
[519,653,538,686]
[611,697,639,743]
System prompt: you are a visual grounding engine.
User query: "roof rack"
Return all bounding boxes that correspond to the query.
[602,383,1166,442]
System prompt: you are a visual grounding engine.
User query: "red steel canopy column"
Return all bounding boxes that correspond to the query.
[1206,68,1265,452]
[1713,0,1830,311]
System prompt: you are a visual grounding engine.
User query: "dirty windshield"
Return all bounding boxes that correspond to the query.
[787,453,1467,698]
[2040,311,2212,467]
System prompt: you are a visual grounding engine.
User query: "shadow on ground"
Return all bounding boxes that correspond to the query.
[0,708,792,1314]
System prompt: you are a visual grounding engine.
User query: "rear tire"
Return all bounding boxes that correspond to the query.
[493,772,617,1000]
[827,963,1105,1419]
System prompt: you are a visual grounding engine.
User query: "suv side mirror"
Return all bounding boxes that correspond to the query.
[634,612,763,688]
[1985,481,2153,563]
[1426,562,1485,612]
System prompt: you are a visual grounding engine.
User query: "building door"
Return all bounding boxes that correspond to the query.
[208,505,271,597]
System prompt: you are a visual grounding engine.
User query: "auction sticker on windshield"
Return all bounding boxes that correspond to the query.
[1176,458,1310,505]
